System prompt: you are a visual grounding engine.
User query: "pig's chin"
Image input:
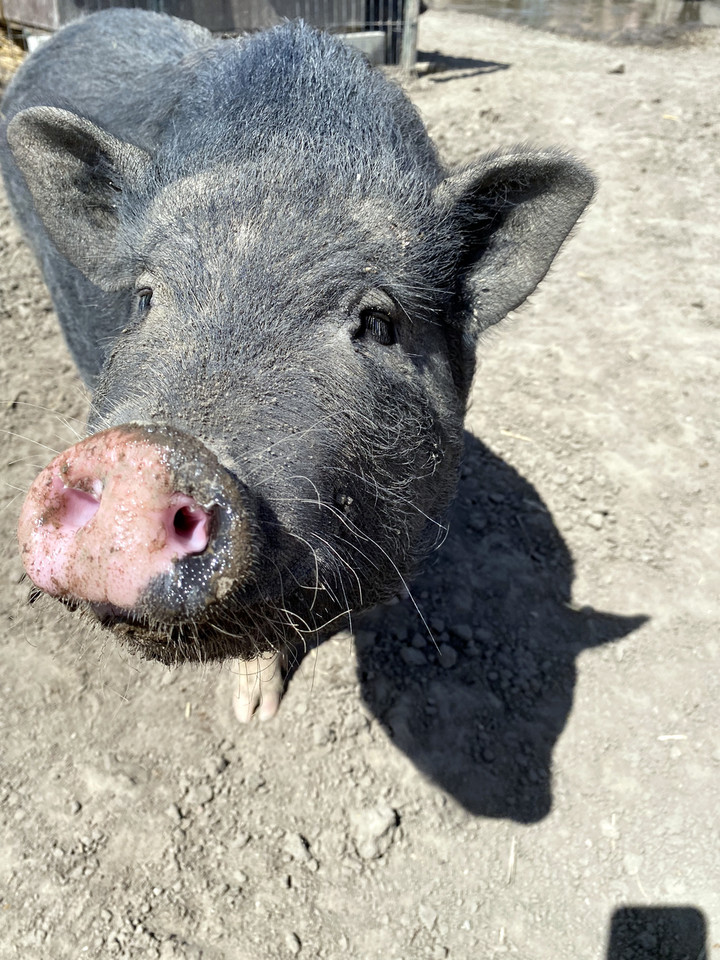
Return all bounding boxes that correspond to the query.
[79,598,295,665]
[77,574,357,666]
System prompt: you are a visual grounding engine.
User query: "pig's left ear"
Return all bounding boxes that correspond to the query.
[6,106,152,291]
[435,149,595,336]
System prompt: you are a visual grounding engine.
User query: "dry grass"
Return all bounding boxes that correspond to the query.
[0,30,25,83]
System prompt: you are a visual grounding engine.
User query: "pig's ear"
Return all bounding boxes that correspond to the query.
[435,149,595,335]
[6,106,151,290]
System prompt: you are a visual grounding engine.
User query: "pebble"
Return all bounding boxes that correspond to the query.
[234,831,251,848]
[401,647,428,666]
[449,623,473,643]
[349,802,398,860]
[285,932,302,955]
[185,783,214,806]
[342,712,370,737]
[202,756,229,777]
[283,833,313,863]
[438,644,458,669]
[586,511,604,529]
[608,61,626,74]
[313,724,336,747]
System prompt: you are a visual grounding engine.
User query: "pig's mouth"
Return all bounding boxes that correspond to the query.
[72,566,353,665]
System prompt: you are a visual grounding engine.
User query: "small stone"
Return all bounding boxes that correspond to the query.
[234,830,251,848]
[430,615,446,634]
[283,833,312,863]
[438,644,458,669]
[245,773,267,792]
[449,623,473,643]
[69,799,82,815]
[608,61,625,74]
[400,647,427,666]
[342,712,370,737]
[203,756,229,777]
[411,632,427,648]
[312,724,336,747]
[349,802,398,860]
[185,783,214,806]
[285,932,302,955]
[586,511,604,530]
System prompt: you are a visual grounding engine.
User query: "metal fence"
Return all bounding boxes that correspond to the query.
[2,0,414,64]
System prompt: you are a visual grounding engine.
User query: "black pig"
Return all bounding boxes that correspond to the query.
[1,10,594,720]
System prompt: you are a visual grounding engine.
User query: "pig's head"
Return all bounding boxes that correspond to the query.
[8,29,594,665]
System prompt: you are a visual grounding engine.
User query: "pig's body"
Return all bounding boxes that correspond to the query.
[1,10,595,719]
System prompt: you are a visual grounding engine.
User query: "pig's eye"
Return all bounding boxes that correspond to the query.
[360,309,395,346]
[137,287,153,312]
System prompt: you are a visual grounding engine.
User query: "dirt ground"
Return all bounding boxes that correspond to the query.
[0,10,718,960]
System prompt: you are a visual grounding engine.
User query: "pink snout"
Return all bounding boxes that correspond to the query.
[18,427,213,610]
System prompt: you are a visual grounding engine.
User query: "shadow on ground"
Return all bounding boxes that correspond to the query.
[605,905,708,960]
[417,50,511,80]
[356,433,647,823]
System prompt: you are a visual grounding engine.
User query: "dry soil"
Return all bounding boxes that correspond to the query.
[0,11,718,960]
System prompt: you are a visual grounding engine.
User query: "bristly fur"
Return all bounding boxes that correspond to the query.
[2,10,595,664]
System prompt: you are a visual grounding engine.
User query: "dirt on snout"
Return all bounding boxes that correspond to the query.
[0,11,718,960]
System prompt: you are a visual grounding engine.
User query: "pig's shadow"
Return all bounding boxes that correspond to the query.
[355,432,647,823]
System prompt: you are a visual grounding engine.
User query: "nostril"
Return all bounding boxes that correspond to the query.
[169,500,212,555]
[60,485,101,531]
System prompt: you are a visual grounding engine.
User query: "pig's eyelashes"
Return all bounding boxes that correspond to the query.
[137,287,153,312]
[359,309,395,347]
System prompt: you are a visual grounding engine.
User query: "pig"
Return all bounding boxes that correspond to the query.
[0,9,595,721]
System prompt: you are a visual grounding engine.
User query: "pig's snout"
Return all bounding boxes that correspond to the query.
[17,424,252,622]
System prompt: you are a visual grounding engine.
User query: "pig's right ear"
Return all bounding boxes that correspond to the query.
[435,149,596,337]
[6,106,151,291]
